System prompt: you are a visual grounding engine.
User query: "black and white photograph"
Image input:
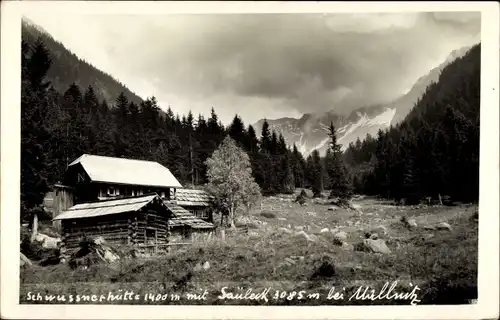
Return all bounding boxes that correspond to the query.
[1,1,499,319]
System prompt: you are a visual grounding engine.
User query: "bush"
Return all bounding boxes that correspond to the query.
[260,211,277,219]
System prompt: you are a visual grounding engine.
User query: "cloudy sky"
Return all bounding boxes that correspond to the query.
[23,10,480,125]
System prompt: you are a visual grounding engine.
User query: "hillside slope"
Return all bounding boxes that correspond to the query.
[22,19,143,106]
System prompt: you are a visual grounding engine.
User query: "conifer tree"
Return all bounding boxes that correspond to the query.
[310,150,324,198]
[325,122,351,199]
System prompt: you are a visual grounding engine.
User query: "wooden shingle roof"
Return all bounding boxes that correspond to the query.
[164,202,214,229]
[176,188,214,207]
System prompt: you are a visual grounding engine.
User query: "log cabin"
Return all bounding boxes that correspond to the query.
[50,154,215,255]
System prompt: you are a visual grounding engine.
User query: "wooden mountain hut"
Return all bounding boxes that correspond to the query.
[54,193,215,255]
[164,201,215,243]
[53,194,172,254]
[175,188,215,223]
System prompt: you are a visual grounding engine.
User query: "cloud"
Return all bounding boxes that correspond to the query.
[23,11,480,124]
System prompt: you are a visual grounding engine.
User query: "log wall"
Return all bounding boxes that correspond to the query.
[61,204,171,252]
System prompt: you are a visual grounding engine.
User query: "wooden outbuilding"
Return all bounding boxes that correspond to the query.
[54,193,215,255]
[175,188,215,223]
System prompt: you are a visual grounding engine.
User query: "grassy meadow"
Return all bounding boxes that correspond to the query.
[20,192,478,305]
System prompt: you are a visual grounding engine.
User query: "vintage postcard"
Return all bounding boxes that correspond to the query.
[1,1,499,319]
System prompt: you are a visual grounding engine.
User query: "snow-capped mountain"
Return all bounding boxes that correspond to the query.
[253,45,473,156]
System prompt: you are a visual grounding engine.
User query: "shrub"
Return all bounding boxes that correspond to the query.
[260,211,277,219]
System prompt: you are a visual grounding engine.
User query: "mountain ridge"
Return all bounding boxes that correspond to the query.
[253,44,475,157]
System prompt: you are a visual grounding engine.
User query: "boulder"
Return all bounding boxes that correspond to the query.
[436,222,452,231]
[20,252,32,267]
[103,250,119,263]
[407,219,418,228]
[371,225,388,236]
[193,263,203,272]
[327,206,338,211]
[277,217,287,221]
[401,216,417,229]
[333,231,348,241]
[362,239,391,254]
[320,228,330,233]
[279,227,292,234]
[202,261,210,270]
[423,225,437,231]
[35,233,61,249]
[68,236,121,268]
[352,203,362,210]
[295,230,314,242]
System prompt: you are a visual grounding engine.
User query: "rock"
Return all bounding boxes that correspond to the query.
[284,257,296,265]
[320,228,330,233]
[352,203,362,210]
[342,242,354,251]
[334,231,348,241]
[370,233,379,240]
[103,250,119,263]
[287,224,292,229]
[307,211,317,217]
[401,216,417,229]
[93,236,106,245]
[362,239,391,254]
[279,227,292,234]
[346,220,354,226]
[354,221,360,226]
[202,261,210,270]
[277,217,287,221]
[294,226,304,231]
[296,230,314,242]
[248,231,259,237]
[193,263,203,272]
[423,225,437,230]
[372,225,388,236]
[436,222,452,231]
[35,233,61,249]
[20,252,32,267]
[407,219,418,228]
[327,206,338,211]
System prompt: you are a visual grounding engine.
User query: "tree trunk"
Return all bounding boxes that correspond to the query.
[30,212,38,243]
[229,204,236,229]
[220,211,224,227]
[438,193,443,206]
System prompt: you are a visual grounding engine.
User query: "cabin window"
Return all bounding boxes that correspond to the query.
[137,189,143,196]
[77,173,85,183]
[108,187,119,196]
[131,189,136,196]
[98,189,106,198]
[161,191,166,198]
